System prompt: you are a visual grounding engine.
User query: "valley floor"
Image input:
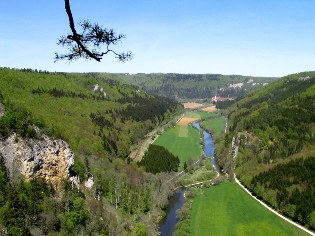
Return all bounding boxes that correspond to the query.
[190,182,309,236]
[234,177,315,236]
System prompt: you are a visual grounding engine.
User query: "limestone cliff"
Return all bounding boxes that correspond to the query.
[0,132,74,189]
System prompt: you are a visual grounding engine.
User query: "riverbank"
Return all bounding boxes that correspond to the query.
[160,122,221,235]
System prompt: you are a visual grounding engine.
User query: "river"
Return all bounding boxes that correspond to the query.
[159,122,220,235]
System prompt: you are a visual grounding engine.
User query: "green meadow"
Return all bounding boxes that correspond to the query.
[154,124,202,170]
[185,111,217,119]
[190,182,309,236]
[200,116,225,138]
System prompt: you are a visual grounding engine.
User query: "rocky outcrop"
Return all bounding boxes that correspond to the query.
[0,133,74,189]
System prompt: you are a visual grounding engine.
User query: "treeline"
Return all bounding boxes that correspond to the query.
[32,87,106,100]
[0,154,177,235]
[224,72,315,231]
[0,68,183,234]
[115,95,179,122]
[250,157,315,230]
[0,155,56,235]
[89,94,180,158]
[138,144,180,174]
[230,76,315,164]
[90,72,276,100]
[0,67,51,74]
[0,97,37,139]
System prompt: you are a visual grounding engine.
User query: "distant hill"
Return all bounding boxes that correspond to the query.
[82,73,277,101]
[221,72,315,230]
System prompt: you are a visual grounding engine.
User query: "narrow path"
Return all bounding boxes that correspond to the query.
[234,177,315,236]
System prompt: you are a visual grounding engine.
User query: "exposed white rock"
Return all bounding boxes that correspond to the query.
[70,175,80,190]
[228,83,243,88]
[93,84,100,91]
[93,84,107,98]
[84,176,94,189]
[0,133,75,189]
[299,76,311,81]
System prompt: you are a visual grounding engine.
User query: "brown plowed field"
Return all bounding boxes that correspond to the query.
[202,106,217,112]
[182,103,204,109]
[178,117,199,126]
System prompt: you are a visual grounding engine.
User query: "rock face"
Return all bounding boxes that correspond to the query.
[0,133,74,189]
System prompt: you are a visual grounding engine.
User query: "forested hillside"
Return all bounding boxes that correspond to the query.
[83,73,276,100]
[0,67,182,235]
[223,72,315,230]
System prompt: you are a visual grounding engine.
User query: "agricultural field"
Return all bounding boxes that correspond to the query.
[200,116,225,138]
[201,105,217,112]
[190,182,309,236]
[177,110,217,126]
[185,111,216,120]
[182,102,204,109]
[154,125,202,170]
[177,117,199,126]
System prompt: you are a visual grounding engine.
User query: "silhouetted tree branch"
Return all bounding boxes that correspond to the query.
[55,0,133,62]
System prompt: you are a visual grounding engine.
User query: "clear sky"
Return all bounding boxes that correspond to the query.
[0,0,315,77]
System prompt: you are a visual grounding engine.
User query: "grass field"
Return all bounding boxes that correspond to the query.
[154,125,202,170]
[190,182,309,236]
[200,116,225,138]
[185,111,217,120]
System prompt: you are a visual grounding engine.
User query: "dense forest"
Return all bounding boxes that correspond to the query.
[83,73,276,100]
[0,67,182,235]
[251,157,315,229]
[223,72,315,230]
[138,144,180,174]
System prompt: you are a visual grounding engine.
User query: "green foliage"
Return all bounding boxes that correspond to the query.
[71,156,86,180]
[0,103,36,139]
[226,72,315,231]
[133,223,147,236]
[173,219,190,236]
[0,67,181,162]
[309,211,315,229]
[0,176,53,236]
[0,67,182,235]
[185,111,215,119]
[58,193,88,235]
[200,116,225,139]
[138,144,179,174]
[180,159,217,186]
[251,157,315,229]
[154,125,202,170]
[97,73,276,100]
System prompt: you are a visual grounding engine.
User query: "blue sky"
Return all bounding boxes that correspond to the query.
[0,0,315,76]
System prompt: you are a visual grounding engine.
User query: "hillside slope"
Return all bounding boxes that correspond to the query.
[84,73,276,100]
[222,72,315,230]
[0,67,182,235]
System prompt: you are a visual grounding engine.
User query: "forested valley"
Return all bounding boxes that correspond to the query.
[0,67,182,235]
[84,73,276,100]
[221,72,315,230]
